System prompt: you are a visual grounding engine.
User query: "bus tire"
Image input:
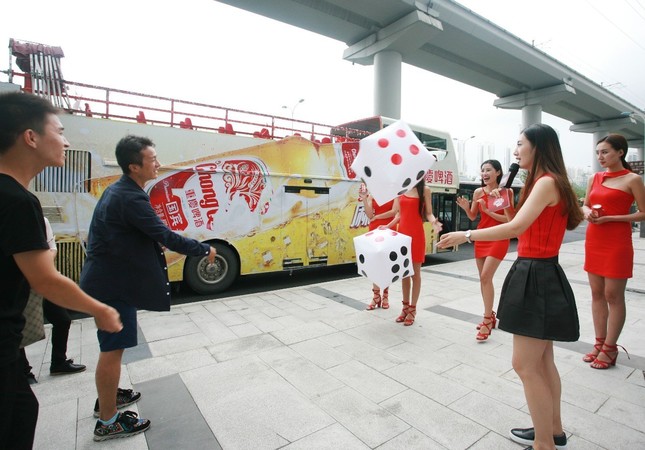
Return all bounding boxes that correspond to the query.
[184,242,239,294]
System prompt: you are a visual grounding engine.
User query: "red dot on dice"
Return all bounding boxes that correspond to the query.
[378,138,389,148]
[396,129,406,138]
[409,144,420,155]
[391,154,402,165]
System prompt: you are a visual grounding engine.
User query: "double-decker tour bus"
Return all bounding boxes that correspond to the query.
[1,39,460,294]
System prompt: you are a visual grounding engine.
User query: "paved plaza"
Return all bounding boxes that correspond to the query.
[27,233,645,449]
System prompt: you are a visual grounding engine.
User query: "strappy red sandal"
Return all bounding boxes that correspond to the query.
[476,314,495,341]
[366,288,381,310]
[582,337,605,363]
[381,288,390,309]
[476,311,496,330]
[404,305,417,326]
[591,343,629,370]
[396,301,410,323]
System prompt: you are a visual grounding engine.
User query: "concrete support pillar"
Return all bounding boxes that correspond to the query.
[521,104,542,129]
[373,51,402,119]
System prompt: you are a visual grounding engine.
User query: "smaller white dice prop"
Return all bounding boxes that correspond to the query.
[350,120,439,206]
[353,227,414,289]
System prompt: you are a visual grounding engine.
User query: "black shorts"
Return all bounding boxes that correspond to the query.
[497,256,580,342]
[97,299,138,352]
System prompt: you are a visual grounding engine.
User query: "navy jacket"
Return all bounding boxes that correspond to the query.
[80,175,210,311]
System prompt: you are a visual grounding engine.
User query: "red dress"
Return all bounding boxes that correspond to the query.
[397,194,425,263]
[475,191,509,260]
[584,170,634,278]
[369,199,394,231]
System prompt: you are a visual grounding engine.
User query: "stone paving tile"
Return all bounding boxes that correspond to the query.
[327,360,407,404]
[561,401,645,448]
[147,332,213,357]
[229,321,263,337]
[289,338,353,369]
[270,320,337,345]
[441,363,526,409]
[448,391,530,440]
[263,353,346,398]
[376,428,446,450]
[383,362,472,406]
[597,396,645,434]
[138,310,200,342]
[315,387,410,448]
[33,398,78,450]
[335,339,405,372]
[381,389,488,450]
[182,357,335,449]
[208,333,283,362]
[282,423,370,450]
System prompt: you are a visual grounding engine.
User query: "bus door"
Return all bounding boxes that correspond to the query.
[432,191,458,236]
[282,185,330,268]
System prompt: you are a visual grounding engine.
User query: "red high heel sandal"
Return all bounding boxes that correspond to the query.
[404,305,417,326]
[366,288,381,310]
[476,311,496,330]
[582,337,605,363]
[590,343,629,370]
[381,288,390,309]
[396,301,410,323]
[476,315,495,341]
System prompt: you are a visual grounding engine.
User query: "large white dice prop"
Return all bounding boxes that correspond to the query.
[350,120,440,205]
[353,227,414,289]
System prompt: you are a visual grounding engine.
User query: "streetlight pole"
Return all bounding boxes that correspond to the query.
[282,98,304,134]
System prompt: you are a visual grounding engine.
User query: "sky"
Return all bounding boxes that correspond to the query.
[2,0,644,176]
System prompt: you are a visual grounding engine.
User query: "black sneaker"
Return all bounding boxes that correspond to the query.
[26,372,38,385]
[50,359,87,375]
[510,427,567,449]
[93,410,150,441]
[93,388,142,418]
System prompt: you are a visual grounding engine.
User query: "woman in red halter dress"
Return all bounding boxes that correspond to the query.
[581,134,645,370]
[456,159,514,341]
[438,124,583,450]
[387,179,442,326]
[360,191,395,310]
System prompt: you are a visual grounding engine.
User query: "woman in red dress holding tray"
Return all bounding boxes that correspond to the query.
[581,134,645,369]
[457,159,514,341]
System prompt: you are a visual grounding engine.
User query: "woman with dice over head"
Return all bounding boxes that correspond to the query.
[387,178,442,326]
[359,189,396,310]
[581,133,645,370]
[438,124,583,450]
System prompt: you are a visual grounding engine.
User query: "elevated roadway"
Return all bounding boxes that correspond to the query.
[215,0,644,166]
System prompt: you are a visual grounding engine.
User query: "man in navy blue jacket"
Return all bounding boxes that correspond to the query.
[80,135,216,441]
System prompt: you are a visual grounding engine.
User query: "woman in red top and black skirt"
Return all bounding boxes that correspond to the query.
[439,124,583,450]
[581,134,645,369]
[360,191,395,309]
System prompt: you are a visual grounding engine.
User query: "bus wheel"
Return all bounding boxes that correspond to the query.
[184,243,239,294]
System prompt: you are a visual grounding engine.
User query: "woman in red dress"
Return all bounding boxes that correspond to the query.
[387,179,442,326]
[456,159,514,341]
[581,134,645,369]
[360,191,395,309]
[438,124,583,450]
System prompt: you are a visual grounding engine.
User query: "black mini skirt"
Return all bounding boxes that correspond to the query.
[497,256,580,342]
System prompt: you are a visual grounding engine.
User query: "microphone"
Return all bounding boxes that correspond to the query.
[499,163,520,188]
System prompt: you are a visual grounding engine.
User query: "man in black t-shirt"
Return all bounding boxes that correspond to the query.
[0,92,122,449]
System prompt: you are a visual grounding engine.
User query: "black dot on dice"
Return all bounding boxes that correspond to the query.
[391,264,400,273]
[359,254,365,264]
[364,166,372,177]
